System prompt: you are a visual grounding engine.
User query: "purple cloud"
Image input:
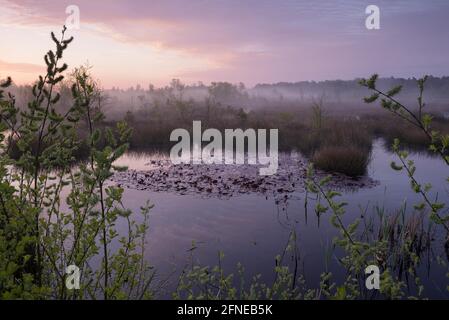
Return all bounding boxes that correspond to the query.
[3,0,449,85]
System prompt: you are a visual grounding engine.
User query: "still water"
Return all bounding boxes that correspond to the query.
[113,140,449,298]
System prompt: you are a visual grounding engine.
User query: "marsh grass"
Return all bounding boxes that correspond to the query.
[173,202,436,300]
[362,113,449,153]
[92,97,449,179]
[312,146,371,177]
[361,204,433,281]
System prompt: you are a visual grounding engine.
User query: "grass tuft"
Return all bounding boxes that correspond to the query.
[312,145,371,177]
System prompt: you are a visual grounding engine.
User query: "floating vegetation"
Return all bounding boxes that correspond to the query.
[111,153,379,203]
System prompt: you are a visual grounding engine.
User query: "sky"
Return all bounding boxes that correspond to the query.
[1,0,449,88]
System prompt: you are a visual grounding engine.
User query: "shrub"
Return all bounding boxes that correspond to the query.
[0,28,156,300]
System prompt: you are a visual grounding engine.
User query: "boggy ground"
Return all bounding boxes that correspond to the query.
[111,153,379,204]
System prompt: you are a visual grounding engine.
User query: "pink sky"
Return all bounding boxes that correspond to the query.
[1,0,449,88]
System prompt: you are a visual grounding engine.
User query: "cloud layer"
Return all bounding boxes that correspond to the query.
[2,0,449,86]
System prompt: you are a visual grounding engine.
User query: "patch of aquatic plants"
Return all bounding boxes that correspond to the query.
[111,153,377,202]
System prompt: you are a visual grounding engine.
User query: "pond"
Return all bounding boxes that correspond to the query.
[111,139,449,298]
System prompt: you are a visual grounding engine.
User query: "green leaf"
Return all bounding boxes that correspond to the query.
[327,190,342,199]
[364,93,379,103]
[422,114,433,130]
[387,85,402,97]
[319,175,331,186]
[315,204,328,214]
[333,286,347,300]
[431,202,445,212]
[366,74,378,89]
[348,219,360,234]
[413,202,426,211]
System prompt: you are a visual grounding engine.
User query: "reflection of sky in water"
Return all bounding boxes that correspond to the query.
[114,144,278,170]
[113,140,449,298]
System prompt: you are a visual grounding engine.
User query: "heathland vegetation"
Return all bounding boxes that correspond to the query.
[0,28,448,299]
[8,81,449,176]
[7,61,449,177]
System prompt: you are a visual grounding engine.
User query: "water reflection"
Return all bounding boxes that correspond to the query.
[112,139,449,298]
